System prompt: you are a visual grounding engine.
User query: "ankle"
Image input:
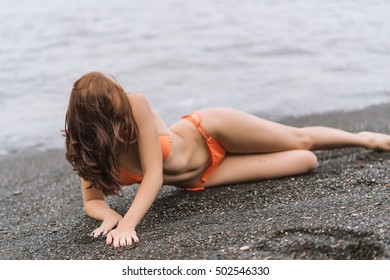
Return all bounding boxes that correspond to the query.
[357,132,375,149]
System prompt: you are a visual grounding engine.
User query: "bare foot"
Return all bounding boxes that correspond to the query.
[358,132,390,151]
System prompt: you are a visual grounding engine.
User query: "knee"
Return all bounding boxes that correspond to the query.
[301,150,318,171]
[295,129,313,150]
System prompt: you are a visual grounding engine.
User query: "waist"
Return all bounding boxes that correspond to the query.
[163,127,211,175]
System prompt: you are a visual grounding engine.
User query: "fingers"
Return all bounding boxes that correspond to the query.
[90,217,120,238]
[126,238,133,247]
[109,232,140,249]
[93,226,140,249]
[106,232,113,245]
[90,229,102,238]
[132,234,140,244]
[90,228,110,238]
[120,237,127,247]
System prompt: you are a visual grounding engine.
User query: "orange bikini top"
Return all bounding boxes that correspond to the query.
[119,134,171,185]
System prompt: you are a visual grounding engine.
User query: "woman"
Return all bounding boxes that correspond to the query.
[64,71,390,248]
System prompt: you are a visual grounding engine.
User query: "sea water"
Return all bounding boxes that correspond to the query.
[1,0,390,155]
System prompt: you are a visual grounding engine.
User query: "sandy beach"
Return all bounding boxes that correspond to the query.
[0,103,389,260]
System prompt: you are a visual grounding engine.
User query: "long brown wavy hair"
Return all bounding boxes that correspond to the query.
[64,71,138,195]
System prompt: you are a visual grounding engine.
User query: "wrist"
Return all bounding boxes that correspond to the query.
[105,209,122,220]
[118,216,137,230]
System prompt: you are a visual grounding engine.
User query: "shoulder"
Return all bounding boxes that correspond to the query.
[126,92,152,117]
[126,92,154,124]
[127,91,147,104]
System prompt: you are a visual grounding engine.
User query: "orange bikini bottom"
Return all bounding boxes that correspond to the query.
[181,112,226,191]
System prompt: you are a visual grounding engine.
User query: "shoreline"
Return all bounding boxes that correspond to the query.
[1,102,389,160]
[0,103,389,260]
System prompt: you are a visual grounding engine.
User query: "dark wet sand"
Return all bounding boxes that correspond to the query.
[0,103,389,260]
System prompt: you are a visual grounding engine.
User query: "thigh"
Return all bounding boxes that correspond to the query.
[204,150,318,187]
[200,108,309,154]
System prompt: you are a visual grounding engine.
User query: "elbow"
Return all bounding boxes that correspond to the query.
[157,170,164,185]
[83,200,93,217]
[155,173,164,188]
[159,175,164,187]
[143,171,163,189]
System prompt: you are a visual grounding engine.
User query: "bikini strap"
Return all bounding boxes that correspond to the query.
[182,112,210,139]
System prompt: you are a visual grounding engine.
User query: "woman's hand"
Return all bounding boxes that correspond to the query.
[90,213,122,238]
[106,223,139,248]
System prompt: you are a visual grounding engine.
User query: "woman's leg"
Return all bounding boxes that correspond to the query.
[198,108,389,187]
[200,108,390,153]
[205,150,318,187]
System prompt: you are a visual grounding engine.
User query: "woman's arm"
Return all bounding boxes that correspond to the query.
[81,178,123,237]
[106,92,163,247]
